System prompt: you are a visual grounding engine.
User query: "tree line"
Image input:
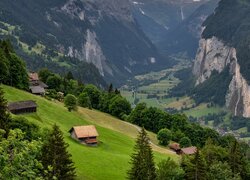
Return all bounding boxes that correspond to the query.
[0,40,29,90]
[128,126,250,180]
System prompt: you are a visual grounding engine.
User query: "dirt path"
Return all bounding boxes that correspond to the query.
[78,108,176,155]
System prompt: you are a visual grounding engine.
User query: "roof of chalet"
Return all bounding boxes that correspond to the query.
[30,81,48,88]
[29,86,45,94]
[8,100,37,111]
[169,143,181,151]
[29,73,39,81]
[69,125,99,138]
[181,146,197,155]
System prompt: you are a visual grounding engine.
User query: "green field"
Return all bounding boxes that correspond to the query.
[2,85,177,180]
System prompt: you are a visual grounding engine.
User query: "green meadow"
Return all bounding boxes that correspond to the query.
[2,85,177,180]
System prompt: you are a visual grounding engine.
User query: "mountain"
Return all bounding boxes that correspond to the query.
[131,0,218,57]
[193,0,250,117]
[0,0,166,85]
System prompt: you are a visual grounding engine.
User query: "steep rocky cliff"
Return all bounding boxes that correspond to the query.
[193,37,250,117]
[193,0,250,117]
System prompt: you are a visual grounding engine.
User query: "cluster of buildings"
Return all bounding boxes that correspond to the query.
[28,72,48,95]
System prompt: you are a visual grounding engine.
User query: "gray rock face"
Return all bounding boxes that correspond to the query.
[193,37,250,117]
[193,37,233,85]
[57,0,161,82]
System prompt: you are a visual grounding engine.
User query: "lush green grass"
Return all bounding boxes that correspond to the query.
[2,85,177,180]
[184,104,224,118]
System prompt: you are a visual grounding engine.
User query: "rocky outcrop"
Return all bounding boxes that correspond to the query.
[193,37,233,85]
[226,57,250,117]
[193,37,250,117]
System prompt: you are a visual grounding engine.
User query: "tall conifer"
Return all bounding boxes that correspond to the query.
[128,128,157,180]
[184,150,207,180]
[229,140,244,177]
[41,124,75,180]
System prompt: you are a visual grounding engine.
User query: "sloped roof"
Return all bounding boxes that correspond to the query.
[169,143,181,151]
[29,86,45,94]
[29,73,39,81]
[70,125,99,138]
[181,146,197,155]
[29,81,48,88]
[8,100,37,111]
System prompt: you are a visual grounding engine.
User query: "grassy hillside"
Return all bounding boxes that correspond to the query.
[2,85,177,180]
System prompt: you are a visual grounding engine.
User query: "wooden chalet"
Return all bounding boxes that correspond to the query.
[169,143,197,155]
[29,86,45,95]
[28,72,48,95]
[69,125,99,145]
[179,146,197,155]
[8,100,37,114]
[29,72,39,82]
[169,143,181,153]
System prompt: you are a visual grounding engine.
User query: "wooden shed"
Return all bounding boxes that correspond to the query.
[8,100,37,114]
[69,125,99,145]
[179,146,197,155]
[169,143,181,153]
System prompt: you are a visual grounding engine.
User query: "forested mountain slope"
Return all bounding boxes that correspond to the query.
[0,0,166,85]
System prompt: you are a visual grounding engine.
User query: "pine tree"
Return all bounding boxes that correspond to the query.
[41,124,76,180]
[128,128,157,180]
[0,87,11,136]
[184,150,207,180]
[229,140,244,177]
[108,83,113,93]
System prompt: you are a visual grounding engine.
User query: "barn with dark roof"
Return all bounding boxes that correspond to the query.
[8,100,37,114]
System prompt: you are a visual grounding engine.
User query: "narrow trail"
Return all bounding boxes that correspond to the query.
[120,121,176,155]
[79,108,176,155]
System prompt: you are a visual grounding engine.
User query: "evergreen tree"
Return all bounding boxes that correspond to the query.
[66,71,74,80]
[0,49,9,84]
[0,87,11,136]
[108,83,113,93]
[183,150,207,180]
[229,140,244,178]
[115,88,120,94]
[128,128,157,180]
[41,124,75,180]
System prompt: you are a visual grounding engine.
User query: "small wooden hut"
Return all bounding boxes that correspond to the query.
[179,146,197,155]
[169,143,181,153]
[8,100,37,114]
[69,125,99,145]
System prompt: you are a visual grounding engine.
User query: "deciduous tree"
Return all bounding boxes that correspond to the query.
[64,94,77,112]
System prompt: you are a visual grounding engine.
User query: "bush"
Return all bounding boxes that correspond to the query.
[64,94,77,112]
[157,128,172,146]
[179,137,192,148]
[78,92,91,109]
